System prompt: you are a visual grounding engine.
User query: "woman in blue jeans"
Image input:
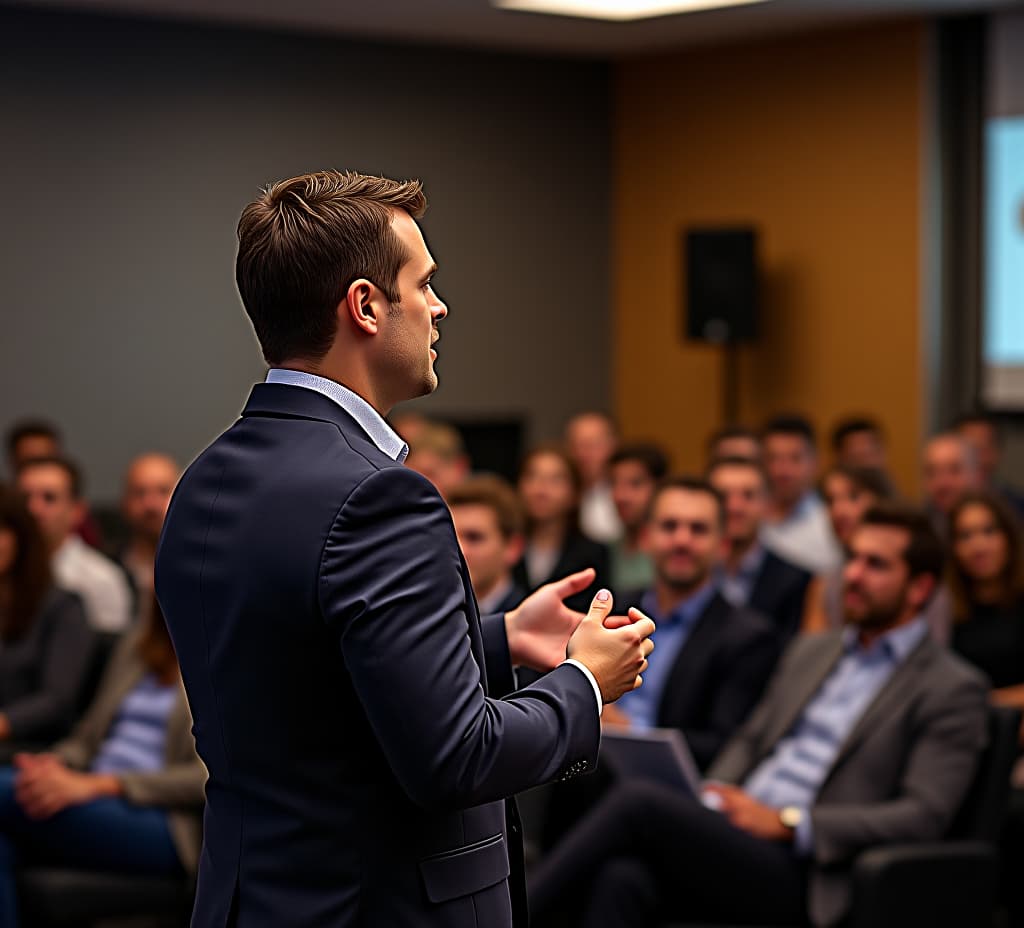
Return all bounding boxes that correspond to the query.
[0,596,205,924]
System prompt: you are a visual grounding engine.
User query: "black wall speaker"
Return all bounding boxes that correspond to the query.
[684,227,758,343]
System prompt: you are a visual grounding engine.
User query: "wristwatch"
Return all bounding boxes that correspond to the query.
[779,806,804,830]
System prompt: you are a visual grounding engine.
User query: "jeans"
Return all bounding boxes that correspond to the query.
[0,765,182,926]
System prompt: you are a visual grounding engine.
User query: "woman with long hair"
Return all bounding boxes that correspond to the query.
[0,596,206,924]
[0,485,94,749]
[513,443,610,614]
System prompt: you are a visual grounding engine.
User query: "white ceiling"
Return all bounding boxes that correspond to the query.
[4,0,1014,56]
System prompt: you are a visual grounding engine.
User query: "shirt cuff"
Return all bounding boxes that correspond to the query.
[793,809,814,857]
[561,659,603,717]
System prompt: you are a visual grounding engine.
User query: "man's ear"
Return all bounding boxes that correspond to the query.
[344,279,385,336]
[907,572,937,612]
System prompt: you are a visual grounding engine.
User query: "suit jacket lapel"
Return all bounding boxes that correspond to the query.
[824,636,935,781]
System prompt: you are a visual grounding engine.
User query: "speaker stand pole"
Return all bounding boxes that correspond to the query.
[722,342,740,425]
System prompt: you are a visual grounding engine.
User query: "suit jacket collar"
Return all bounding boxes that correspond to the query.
[241,382,386,457]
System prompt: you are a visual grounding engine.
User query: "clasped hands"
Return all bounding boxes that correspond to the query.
[504,568,655,704]
[11,753,122,820]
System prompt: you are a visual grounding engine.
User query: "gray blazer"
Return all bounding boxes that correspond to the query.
[709,629,989,927]
[51,628,207,873]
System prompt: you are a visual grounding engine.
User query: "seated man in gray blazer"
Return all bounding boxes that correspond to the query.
[529,502,989,928]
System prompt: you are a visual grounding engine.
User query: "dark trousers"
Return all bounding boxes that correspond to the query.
[529,780,807,928]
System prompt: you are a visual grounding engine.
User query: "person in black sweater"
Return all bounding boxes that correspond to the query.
[0,485,94,756]
[513,443,609,614]
[947,489,1024,927]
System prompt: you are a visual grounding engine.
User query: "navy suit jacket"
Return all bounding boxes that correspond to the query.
[155,383,600,928]
[747,549,812,645]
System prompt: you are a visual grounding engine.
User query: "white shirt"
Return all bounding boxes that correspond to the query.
[580,482,622,543]
[760,492,842,574]
[53,535,133,632]
[265,369,603,715]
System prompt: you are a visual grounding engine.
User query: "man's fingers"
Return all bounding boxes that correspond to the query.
[603,614,633,630]
[551,568,597,601]
[583,588,613,622]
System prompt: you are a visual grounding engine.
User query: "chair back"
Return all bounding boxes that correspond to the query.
[949,705,1021,841]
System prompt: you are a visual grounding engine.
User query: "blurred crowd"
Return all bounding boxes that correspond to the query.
[0,406,1022,925]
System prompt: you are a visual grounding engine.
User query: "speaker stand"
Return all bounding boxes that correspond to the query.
[722,342,741,425]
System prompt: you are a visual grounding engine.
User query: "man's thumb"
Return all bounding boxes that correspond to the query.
[583,588,613,623]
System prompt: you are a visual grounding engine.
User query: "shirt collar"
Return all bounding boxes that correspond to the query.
[265,368,409,463]
[730,542,767,579]
[841,616,929,662]
[641,581,716,629]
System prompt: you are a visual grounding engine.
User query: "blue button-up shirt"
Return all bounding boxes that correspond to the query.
[717,543,767,608]
[265,368,409,463]
[743,617,929,854]
[616,583,717,730]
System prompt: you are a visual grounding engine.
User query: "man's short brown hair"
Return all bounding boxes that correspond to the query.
[860,502,945,581]
[448,476,525,540]
[236,171,427,365]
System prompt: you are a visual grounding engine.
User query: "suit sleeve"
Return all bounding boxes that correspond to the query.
[481,613,516,698]
[319,465,601,810]
[810,671,988,867]
[685,620,780,770]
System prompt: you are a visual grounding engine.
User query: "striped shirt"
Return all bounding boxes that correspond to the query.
[91,674,178,774]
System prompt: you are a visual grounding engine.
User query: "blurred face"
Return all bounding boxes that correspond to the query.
[709,463,766,550]
[11,434,60,471]
[837,430,886,470]
[566,415,617,486]
[842,525,929,630]
[405,450,467,501]
[823,472,878,548]
[923,437,979,515]
[0,526,17,576]
[711,435,761,464]
[519,453,577,525]
[378,211,448,407]
[957,422,999,485]
[17,463,80,549]
[610,459,657,532]
[953,502,1010,585]
[763,433,817,507]
[647,488,723,594]
[122,455,179,544]
[451,503,521,598]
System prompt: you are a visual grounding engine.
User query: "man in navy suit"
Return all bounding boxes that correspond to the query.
[155,171,655,928]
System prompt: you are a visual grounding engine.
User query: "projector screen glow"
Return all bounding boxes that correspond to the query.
[983,116,1024,407]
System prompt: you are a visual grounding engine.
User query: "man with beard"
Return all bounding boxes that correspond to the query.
[603,477,778,771]
[529,503,988,928]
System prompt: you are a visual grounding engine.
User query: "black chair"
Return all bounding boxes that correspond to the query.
[670,704,1021,928]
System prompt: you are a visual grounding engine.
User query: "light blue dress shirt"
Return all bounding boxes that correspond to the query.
[717,543,768,608]
[616,583,716,730]
[743,617,929,854]
[265,368,409,463]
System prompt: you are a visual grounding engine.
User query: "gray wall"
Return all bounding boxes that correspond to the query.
[0,9,610,501]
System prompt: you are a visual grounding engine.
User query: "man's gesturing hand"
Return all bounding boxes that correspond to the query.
[566,589,655,703]
[505,568,596,672]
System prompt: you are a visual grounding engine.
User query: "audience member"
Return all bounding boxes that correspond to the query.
[513,443,609,614]
[529,504,988,928]
[606,477,778,770]
[449,475,526,614]
[0,597,206,925]
[830,415,888,472]
[117,453,180,623]
[802,465,894,634]
[708,457,811,643]
[955,412,1024,519]
[5,420,61,477]
[16,457,132,632]
[0,486,95,752]
[565,411,621,543]
[607,443,668,593]
[760,415,842,573]
[706,425,761,466]
[922,431,983,536]
[404,421,470,500]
